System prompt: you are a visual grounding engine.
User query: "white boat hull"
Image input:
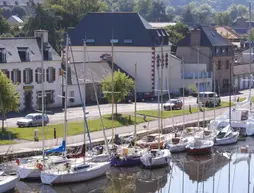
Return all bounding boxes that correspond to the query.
[18,167,41,179]
[0,175,19,193]
[140,149,171,168]
[215,132,239,146]
[41,162,110,185]
[167,143,187,153]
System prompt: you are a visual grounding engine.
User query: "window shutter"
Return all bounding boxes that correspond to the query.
[52,68,56,82]
[43,69,45,82]
[30,69,33,83]
[11,70,14,82]
[18,70,21,83]
[23,70,26,83]
[46,68,49,82]
[35,69,38,83]
[26,51,30,61]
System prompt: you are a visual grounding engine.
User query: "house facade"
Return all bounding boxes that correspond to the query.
[176,26,234,94]
[0,30,62,111]
[66,12,172,96]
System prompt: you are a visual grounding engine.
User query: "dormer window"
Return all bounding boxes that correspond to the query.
[18,47,30,62]
[110,39,119,44]
[86,39,95,43]
[124,39,133,44]
[43,48,52,61]
[3,1,7,5]
[0,49,6,63]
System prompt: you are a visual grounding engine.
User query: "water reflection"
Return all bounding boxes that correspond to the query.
[15,152,254,193]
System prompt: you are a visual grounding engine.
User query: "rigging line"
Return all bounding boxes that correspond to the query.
[216,166,222,193]
[231,156,237,193]
[167,162,174,193]
[68,38,92,149]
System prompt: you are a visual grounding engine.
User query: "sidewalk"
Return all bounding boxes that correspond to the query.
[0,108,228,155]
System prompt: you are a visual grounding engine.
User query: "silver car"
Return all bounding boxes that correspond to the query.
[17,113,49,127]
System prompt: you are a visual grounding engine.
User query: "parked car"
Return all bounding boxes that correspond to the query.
[17,113,49,127]
[197,91,221,107]
[137,92,155,102]
[163,99,183,111]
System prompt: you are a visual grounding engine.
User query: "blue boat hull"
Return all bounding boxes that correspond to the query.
[110,156,141,167]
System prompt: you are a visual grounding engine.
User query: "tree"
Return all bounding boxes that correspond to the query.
[115,0,134,12]
[134,0,153,21]
[100,70,134,115]
[214,11,232,25]
[0,9,10,35]
[0,71,20,131]
[1,7,12,19]
[149,0,169,22]
[11,6,27,19]
[165,22,189,44]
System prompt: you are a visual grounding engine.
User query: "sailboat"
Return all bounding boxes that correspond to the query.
[140,43,171,168]
[214,124,239,145]
[186,47,214,155]
[40,35,110,185]
[0,171,19,193]
[110,63,147,167]
[18,33,68,180]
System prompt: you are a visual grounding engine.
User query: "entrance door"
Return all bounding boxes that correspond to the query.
[24,91,32,110]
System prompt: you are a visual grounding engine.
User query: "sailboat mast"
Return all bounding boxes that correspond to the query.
[157,52,161,149]
[111,40,115,144]
[182,59,185,131]
[83,40,86,154]
[213,62,216,120]
[63,33,69,158]
[91,73,110,157]
[134,63,137,142]
[197,46,200,129]
[249,2,252,110]
[41,32,45,163]
[160,45,164,136]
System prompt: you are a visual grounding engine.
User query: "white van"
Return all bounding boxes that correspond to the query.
[197,91,221,107]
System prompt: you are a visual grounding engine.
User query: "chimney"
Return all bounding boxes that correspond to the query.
[34,30,48,43]
[190,27,201,46]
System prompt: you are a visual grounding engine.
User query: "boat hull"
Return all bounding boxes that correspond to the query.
[140,149,171,168]
[110,156,141,167]
[214,132,239,146]
[0,175,19,193]
[18,167,41,180]
[187,147,212,155]
[41,162,110,185]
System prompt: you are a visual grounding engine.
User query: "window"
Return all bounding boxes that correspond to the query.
[18,47,30,62]
[3,1,7,5]
[46,67,56,83]
[45,90,54,104]
[226,61,230,69]
[124,39,133,44]
[23,68,33,84]
[1,69,9,79]
[110,39,119,44]
[11,69,21,83]
[217,60,221,70]
[86,39,95,43]
[216,47,219,55]
[43,48,52,61]
[0,49,6,63]
[223,79,229,88]
[35,68,45,83]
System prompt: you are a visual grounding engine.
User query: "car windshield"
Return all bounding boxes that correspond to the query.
[168,100,177,104]
[24,115,34,119]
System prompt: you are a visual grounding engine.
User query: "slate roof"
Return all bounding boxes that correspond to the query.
[69,12,170,47]
[0,38,61,63]
[7,15,23,23]
[0,0,42,6]
[68,60,133,85]
[177,25,232,47]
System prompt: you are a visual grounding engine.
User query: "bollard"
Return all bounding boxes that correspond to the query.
[54,128,56,139]
[128,115,131,123]
[34,129,39,142]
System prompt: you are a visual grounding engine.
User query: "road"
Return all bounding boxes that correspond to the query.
[0,107,228,155]
[3,89,252,128]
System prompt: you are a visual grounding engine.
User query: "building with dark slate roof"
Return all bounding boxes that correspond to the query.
[0,30,62,111]
[176,25,234,93]
[66,12,173,95]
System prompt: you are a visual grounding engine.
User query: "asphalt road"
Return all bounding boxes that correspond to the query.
[3,89,252,128]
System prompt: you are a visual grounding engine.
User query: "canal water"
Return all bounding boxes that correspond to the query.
[10,138,254,193]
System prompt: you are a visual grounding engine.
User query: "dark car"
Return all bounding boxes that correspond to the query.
[163,99,183,111]
[137,92,155,102]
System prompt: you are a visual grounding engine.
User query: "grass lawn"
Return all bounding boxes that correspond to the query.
[137,101,232,118]
[0,114,153,142]
[239,96,254,102]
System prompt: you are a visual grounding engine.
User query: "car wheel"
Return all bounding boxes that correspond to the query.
[28,123,32,127]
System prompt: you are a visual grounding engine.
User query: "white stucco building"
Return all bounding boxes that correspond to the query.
[0,30,62,111]
[66,12,172,98]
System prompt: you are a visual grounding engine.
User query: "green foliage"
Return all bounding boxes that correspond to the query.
[1,7,11,18]
[0,9,10,35]
[215,11,232,25]
[100,70,134,110]
[165,22,189,44]
[0,33,14,38]
[0,71,20,131]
